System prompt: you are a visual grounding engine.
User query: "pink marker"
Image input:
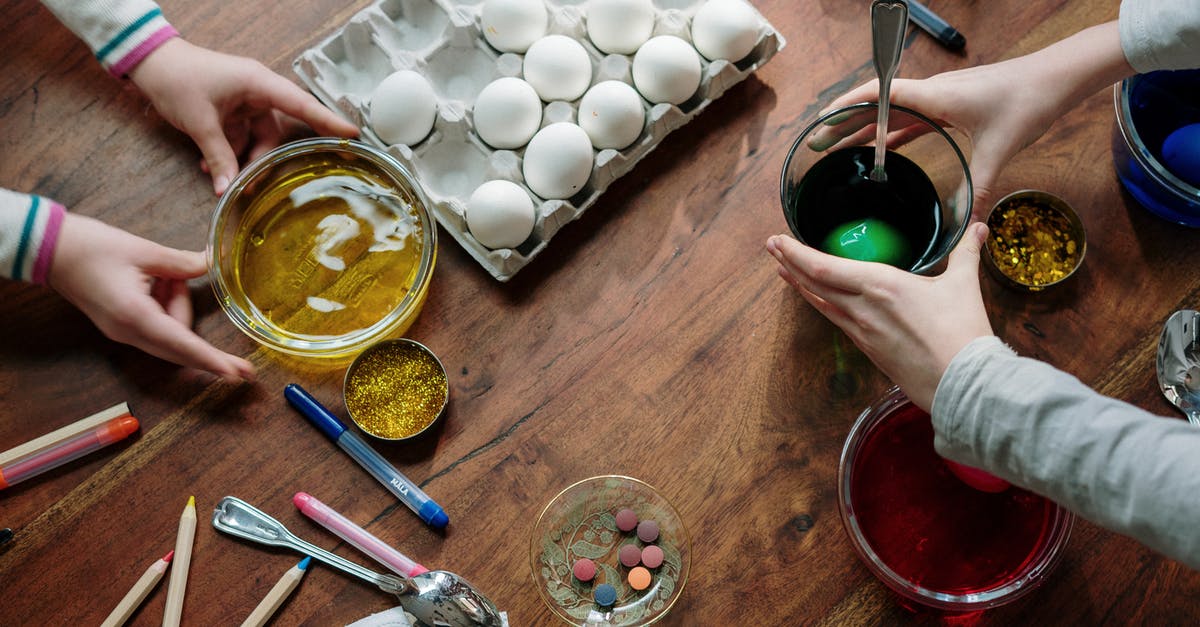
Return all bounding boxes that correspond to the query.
[293,492,429,578]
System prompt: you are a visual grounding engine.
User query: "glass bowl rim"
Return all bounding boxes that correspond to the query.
[778,101,973,275]
[1114,76,1200,202]
[836,386,1075,611]
[206,137,437,359]
[528,474,692,626]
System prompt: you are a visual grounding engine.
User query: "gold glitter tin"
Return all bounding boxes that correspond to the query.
[344,339,449,440]
[983,190,1086,292]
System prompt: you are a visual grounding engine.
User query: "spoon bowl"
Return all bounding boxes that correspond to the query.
[212,496,504,627]
[1156,309,1200,426]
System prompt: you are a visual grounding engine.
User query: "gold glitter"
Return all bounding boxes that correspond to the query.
[986,198,1081,288]
[345,341,447,439]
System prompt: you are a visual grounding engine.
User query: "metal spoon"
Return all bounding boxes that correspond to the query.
[869,0,909,182]
[212,496,504,627]
[1156,309,1200,426]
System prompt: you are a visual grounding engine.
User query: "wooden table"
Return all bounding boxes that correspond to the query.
[3,0,1198,624]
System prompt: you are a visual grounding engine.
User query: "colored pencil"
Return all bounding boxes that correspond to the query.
[162,496,196,627]
[239,557,311,627]
[100,550,174,627]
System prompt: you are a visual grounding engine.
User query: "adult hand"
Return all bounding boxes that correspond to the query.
[47,213,256,382]
[129,38,360,195]
[807,22,1132,214]
[765,222,993,410]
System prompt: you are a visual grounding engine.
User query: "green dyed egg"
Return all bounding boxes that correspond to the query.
[821,218,910,267]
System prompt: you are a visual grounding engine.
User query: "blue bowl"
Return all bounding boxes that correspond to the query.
[1113,70,1200,226]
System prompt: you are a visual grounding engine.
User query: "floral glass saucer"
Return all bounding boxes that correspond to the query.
[530,475,691,626]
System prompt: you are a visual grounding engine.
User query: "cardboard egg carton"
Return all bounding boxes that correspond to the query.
[295,0,785,281]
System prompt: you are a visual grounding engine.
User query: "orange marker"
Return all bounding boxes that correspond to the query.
[0,415,139,490]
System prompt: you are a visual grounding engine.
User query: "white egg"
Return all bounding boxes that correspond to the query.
[474,77,544,149]
[631,36,702,105]
[586,0,655,55]
[691,0,760,62]
[578,81,645,150]
[466,180,537,249]
[370,70,438,146]
[523,35,593,102]
[522,123,594,199]
[481,0,548,53]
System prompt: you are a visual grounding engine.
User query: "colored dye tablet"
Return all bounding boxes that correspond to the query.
[641,544,664,569]
[594,583,617,606]
[615,508,638,532]
[572,558,596,582]
[628,566,652,590]
[619,543,642,567]
[636,519,659,543]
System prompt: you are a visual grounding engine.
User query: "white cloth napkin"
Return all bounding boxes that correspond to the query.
[346,607,510,627]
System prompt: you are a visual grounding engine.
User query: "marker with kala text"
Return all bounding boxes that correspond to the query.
[907,0,966,50]
[284,384,449,529]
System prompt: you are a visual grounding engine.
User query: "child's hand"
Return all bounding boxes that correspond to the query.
[129,38,360,195]
[765,223,993,411]
[47,213,256,382]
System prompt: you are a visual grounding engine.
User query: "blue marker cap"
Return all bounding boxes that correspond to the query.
[420,501,449,529]
[285,384,347,441]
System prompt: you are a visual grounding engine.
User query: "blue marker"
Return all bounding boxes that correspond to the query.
[285,384,449,529]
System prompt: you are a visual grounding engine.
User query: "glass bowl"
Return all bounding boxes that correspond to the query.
[780,102,972,274]
[530,475,690,626]
[838,387,1073,612]
[983,189,1086,292]
[1113,70,1200,226]
[207,138,437,360]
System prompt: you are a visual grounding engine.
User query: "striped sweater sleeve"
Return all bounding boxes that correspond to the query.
[39,0,179,77]
[1,189,67,284]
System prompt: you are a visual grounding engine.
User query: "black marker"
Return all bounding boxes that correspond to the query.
[908,0,966,50]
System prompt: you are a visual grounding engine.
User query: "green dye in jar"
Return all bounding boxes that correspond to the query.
[821,218,910,266]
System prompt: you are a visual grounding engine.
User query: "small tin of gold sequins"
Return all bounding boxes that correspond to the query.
[343,339,449,440]
[984,190,1086,293]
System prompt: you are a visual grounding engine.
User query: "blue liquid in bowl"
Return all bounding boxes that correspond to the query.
[1114,69,1200,226]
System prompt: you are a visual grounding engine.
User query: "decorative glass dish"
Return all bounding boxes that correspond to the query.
[530,475,690,625]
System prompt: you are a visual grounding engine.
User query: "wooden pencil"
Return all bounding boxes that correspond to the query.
[162,496,196,627]
[100,550,173,627]
[240,557,311,627]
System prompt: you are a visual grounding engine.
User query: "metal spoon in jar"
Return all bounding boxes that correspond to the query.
[869,0,909,182]
[212,496,504,627]
[1156,309,1200,426]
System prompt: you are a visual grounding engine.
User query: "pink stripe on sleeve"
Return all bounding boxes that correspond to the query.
[108,26,180,78]
[31,201,66,285]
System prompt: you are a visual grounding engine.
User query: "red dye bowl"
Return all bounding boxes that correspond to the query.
[837,387,1073,611]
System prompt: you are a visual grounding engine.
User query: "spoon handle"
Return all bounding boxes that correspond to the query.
[870,0,909,182]
[212,496,409,595]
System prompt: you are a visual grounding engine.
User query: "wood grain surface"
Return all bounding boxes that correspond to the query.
[3,0,1199,624]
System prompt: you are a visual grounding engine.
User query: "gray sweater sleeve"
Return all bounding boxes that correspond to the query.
[931,336,1200,569]
[1119,0,1200,72]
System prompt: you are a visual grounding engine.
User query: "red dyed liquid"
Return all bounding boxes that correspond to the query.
[849,403,1055,594]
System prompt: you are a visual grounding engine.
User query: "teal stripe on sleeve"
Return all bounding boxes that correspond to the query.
[12,195,40,281]
[95,8,163,63]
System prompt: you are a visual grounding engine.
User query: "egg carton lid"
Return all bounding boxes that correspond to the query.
[294,0,786,281]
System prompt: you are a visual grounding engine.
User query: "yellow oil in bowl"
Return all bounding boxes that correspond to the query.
[210,139,436,360]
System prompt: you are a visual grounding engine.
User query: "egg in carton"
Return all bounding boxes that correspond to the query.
[294,0,786,281]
